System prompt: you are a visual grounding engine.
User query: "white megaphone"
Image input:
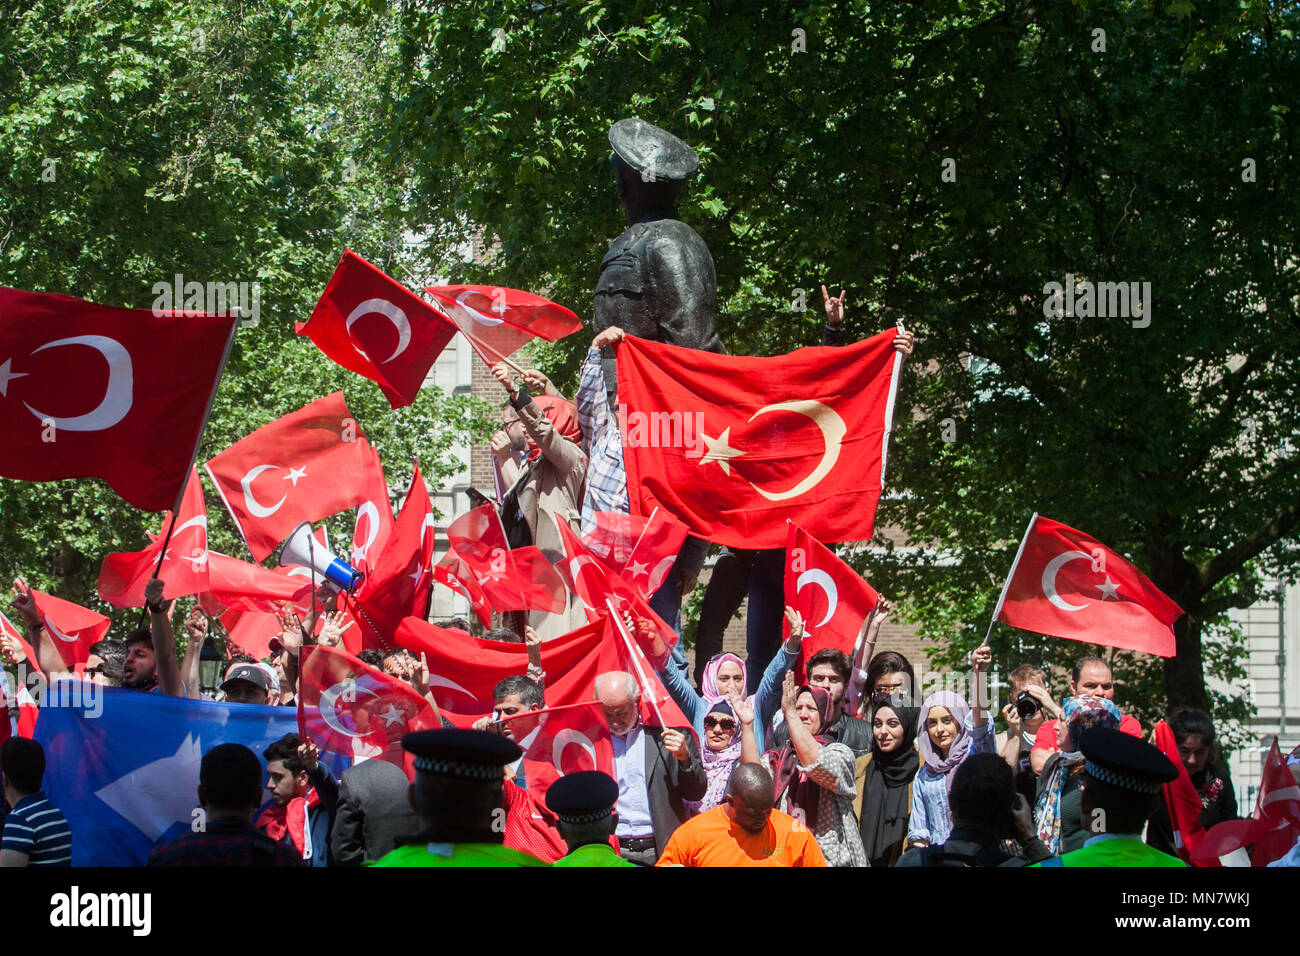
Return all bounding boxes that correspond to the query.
[278,521,363,593]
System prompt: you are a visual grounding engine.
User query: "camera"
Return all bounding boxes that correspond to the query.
[1015,691,1040,720]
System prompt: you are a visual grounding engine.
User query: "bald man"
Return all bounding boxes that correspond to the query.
[595,671,706,864]
[657,763,826,867]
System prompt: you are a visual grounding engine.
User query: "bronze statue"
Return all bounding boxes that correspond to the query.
[593,118,726,401]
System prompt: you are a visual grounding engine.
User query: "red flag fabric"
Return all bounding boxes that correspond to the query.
[617,331,902,548]
[0,286,236,511]
[349,445,393,576]
[444,504,566,614]
[554,517,677,668]
[298,644,440,758]
[350,463,435,648]
[1194,740,1300,866]
[98,467,210,607]
[1153,720,1208,864]
[218,607,282,661]
[603,613,695,736]
[205,392,379,561]
[782,522,880,682]
[0,611,40,738]
[31,589,110,669]
[506,701,615,809]
[423,285,581,367]
[993,514,1184,657]
[202,552,312,613]
[394,616,616,727]
[583,508,689,600]
[297,251,458,409]
[431,552,492,628]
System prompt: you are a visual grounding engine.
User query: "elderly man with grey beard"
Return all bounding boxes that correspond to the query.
[595,670,706,864]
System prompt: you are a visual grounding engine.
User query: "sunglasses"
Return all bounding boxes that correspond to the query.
[704,716,736,732]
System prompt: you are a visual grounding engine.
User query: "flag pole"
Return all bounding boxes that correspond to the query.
[605,597,666,728]
[980,511,1038,647]
[453,324,527,376]
[136,313,240,627]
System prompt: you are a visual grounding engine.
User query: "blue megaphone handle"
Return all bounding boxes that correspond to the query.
[323,557,363,591]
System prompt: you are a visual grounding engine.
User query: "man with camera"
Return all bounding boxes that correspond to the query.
[997,664,1059,806]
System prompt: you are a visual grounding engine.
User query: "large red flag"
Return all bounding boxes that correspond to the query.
[431,552,492,628]
[992,514,1183,657]
[394,616,616,727]
[202,552,312,613]
[297,251,458,409]
[298,644,439,758]
[1153,719,1208,864]
[0,286,235,511]
[98,468,210,607]
[1193,740,1300,866]
[423,285,581,368]
[617,332,902,548]
[506,701,615,809]
[350,464,435,649]
[583,508,689,600]
[348,445,393,576]
[444,504,565,614]
[783,522,880,682]
[205,392,379,561]
[31,589,110,669]
[554,517,677,668]
[604,612,695,736]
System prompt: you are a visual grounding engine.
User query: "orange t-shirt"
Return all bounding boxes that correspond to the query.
[656,806,828,867]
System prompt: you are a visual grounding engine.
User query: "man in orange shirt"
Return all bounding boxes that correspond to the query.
[656,763,827,867]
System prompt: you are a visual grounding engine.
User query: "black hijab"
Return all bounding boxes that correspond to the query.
[858,697,921,864]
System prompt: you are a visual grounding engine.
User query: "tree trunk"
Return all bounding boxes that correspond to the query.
[1163,610,1211,712]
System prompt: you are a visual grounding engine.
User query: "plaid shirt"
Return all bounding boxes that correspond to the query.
[146,817,305,868]
[578,348,628,533]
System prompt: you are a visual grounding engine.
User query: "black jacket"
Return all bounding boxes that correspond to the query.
[330,757,420,866]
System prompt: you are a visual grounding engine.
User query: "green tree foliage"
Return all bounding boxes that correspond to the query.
[385,0,1299,735]
[0,0,493,630]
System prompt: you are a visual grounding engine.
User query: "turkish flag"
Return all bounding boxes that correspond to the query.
[205,392,379,562]
[508,701,615,810]
[617,331,903,548]
[297,251,458,409]
[218,607,283,661]
[201,552,312,614]
[348,445,393,576]
[583,508,689,600]
[98,468,210,607]
[350,463,436,648]
[444,504,566,614]
[298,644,439,757]
[783,522,880,682]
[423,285,581,367]
[0,610,40,738]
[604,613,695,736]
[31,589,110,669]
[394,616,617,727]
[0,286,236,512]
[1194,739,1300,866]
[993,515,1183,657]
[432,552,493,628]
[1153,720,1208,864]
[554,517,678,669]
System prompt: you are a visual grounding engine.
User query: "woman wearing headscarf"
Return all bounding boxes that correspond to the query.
[1146,706,1237,858]
[854,694,922,867]
[683,697,746,815]
[905,644,995,849]
[1033,696,1122,854]
[741,672,866,866]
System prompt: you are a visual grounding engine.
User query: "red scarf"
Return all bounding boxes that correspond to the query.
[525,397,582,463]
[257,789,321,860]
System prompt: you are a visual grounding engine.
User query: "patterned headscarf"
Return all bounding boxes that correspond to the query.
[700,653,747,703]
[685,699,742,815]
[916,691,973,793]
[1034,696,1122,852]
[771,686,836,823]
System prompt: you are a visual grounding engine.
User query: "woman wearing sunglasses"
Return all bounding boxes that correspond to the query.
[683,699,746,814]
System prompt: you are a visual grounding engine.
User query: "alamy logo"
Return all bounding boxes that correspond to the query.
[152,274,260,327]
[1042,274,1151,328]
[49,886,151,936]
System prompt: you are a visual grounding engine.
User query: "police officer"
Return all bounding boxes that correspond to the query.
[370,729,548,868]
[546,771,634,867]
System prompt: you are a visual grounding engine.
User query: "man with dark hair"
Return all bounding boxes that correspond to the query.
[141,577,188,697]
[371,729,549,867]
[657,763,826,867]
[84,639,125,687]
[0,738,71,867]
[473,675,546,786]
[997,663,1058,805]
[484,627,522,643]
[256,733,338,866]
[147,743,303,867]
[897,753,1050,867]
[547,771,632,867]
[1035,728,1184,867]
[122,627,159,692]
[1030,656,1142,774]
[357,649,385,669]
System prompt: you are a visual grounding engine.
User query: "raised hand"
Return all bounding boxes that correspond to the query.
[0,628,25,665]
[184,606,208,644]
[490,362,517,395]
[297,740,320,773]
[821,285,847,326]
[10,578,40,628]
[412,652,431,698]
[275,603,303,654]
[893,327,915,357]
[971,643,993,672]
[317,611,353,649]
[592,326,626,350]
[144,578,166,611]
[661,729,690,763]
[521,368,557,396]
[784,606,805,641]
[729,689,755,727]
[780,670,799,715]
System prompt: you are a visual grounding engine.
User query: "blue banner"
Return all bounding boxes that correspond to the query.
[33,682,349,866]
